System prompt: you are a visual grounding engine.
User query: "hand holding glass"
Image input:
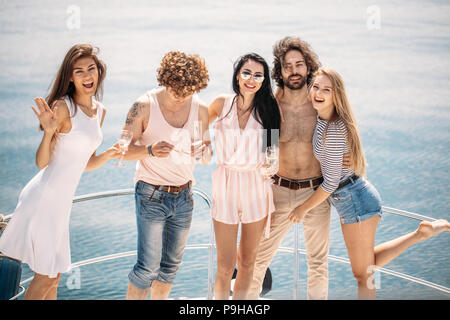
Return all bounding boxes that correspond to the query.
[260,145,279,177]
[115,130,133,167]
[192,121,203,161]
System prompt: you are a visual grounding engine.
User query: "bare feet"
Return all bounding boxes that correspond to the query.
[416,219,450,241]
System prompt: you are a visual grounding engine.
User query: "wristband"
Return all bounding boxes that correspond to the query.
[147,144,154,157]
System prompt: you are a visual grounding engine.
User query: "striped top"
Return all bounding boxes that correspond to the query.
[313,116,354,194]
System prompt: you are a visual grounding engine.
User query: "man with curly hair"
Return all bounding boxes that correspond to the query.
[120,51,211,300]
[249,36,332,300]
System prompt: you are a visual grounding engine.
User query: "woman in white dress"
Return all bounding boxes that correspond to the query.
[0,44,121,299]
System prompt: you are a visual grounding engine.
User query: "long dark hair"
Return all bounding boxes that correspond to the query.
[223,53,281,148]
[46,44,106,115]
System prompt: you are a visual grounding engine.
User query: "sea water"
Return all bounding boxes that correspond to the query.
[0,0,449,300]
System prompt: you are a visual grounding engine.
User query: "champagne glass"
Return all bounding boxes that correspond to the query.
[115,130,133,167]
[191,120,202,161]
[265,145,279,166]
[260,145,279,176]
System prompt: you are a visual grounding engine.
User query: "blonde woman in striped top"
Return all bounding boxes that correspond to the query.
[208,53,281,299]
[288,67,450,299]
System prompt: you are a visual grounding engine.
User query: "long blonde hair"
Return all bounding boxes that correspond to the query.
[312,68,367,176]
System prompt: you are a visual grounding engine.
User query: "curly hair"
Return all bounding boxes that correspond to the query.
[272,36,321,88]
[157,51,209,98]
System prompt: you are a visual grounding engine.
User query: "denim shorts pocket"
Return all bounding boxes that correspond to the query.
[358,181,382,214]
[331,189,351,202]
[330,189,355,218]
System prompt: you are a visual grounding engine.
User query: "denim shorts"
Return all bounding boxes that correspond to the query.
[329,176,383,225]
[128,180,194,290]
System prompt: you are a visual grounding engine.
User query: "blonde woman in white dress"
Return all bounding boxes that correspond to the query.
[0,44,121,300]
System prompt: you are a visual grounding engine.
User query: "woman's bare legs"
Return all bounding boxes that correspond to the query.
[213,219,239,300]
[341,216,380,300]
[374,219,450,267]
[24,273,61,300]
[342,217,450,300]
[213,217,267,300]
[232,217,267,300]
[43,273,61,300]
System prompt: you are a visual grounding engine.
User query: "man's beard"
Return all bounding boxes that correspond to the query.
[284,74,307,90]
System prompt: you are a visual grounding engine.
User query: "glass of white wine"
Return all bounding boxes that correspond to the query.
[115,130,133,167]
[191,120,202,161]
[260,145,279,176]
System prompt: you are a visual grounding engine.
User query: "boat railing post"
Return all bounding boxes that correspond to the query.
[207,214,215,300]
[293,223,299,300]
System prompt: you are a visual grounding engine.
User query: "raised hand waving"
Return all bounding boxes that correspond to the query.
[31,97,59,133]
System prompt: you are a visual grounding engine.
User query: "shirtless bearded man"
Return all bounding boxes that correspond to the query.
[249,36,330,300]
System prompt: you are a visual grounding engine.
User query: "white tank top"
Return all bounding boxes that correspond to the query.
[134,88,199,186]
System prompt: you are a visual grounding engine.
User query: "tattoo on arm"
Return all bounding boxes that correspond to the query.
[126,101,143,126]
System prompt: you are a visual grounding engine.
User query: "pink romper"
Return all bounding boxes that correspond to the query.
[210,95,275,238]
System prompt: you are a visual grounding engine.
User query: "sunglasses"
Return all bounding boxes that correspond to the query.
[240,71,265,83]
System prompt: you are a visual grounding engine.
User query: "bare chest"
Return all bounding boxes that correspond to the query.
[280,104,317,143]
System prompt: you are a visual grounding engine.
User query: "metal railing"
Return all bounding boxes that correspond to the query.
[7,188,450,300]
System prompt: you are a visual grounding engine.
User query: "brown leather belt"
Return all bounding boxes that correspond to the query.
[272,174,323,190]
[149,181,192,194]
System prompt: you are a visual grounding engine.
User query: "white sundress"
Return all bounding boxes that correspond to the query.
[0,96,103,278]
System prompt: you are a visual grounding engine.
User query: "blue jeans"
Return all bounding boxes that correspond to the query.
[128,180,194,290]
[329,176,383,224]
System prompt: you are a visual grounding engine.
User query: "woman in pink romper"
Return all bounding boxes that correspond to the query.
[208,53,281,299]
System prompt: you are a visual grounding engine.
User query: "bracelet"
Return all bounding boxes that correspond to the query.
[147,144,154,157]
